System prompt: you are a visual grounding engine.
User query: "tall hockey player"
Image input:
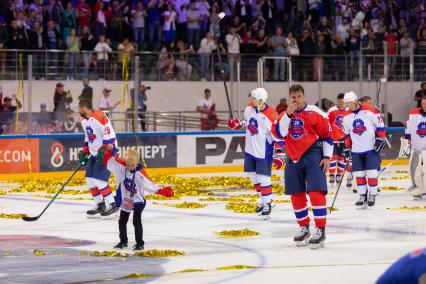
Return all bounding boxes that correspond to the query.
[343,91,386,209]
[401,95,426,200]
[272,85,333,249]
[228,88,285,220]
[327,93,352,187]
[78,100,118,218]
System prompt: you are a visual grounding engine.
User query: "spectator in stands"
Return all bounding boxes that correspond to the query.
[61,2,77,46]
[347,26,360,78]
[94,35,112,80]
[400,31,415,79]
[45,0,63,31]
[130,83,149,131]
[313,32,329,81]
[62,109,83,133]
[28,22,45,79]
[286,31,299,55]
[299,28,314,80]
[99,88,119,111]
[0,17,7,79]
[118,38,135,78]
[268,27,287,81]
[80,25,94,79]
[66,28,80,80]
[53,82,72,113]
[92,1,107,43]
[414,82,426,108]
[175,0,189,42]
[336,17,350,41]
[175,41,194,80]
[186,2,201,50]
[331,31,346,80]
[38,102,53,127]
[76,0,91,32]
[226,27,242,80]
[147,0,162,49]
[241,29,256,53]
[162,3,177,46]
[157,43,175,80]
[260,0,276,34]
[131,2,147,49]
[79,79,93,104]
[43,19,60,79]
[198,32,216,81]
[196,88,218,131]
[384,28,398,79]
[0,86,3,109]
[8,19,27,49]
[255,28,268,54]
[234,0,252,27]
[197,0,210,36]
[276,98,288,114]
[1,95,22,112]
[40,103,47,113]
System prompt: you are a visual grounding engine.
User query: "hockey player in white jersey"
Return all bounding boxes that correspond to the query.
[343,92,386,209]
[401,95,426,200]
[78,100,118,218]
[228,88,285,219]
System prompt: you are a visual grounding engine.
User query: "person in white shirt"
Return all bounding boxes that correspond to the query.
[99,88,119,112]
[225,27,242,80]
[198,32,217,80]
[196,88,218,131]
[94,35,112,79]
[131,2,147,48]
[336,17,350,41]
[162,3,177,45]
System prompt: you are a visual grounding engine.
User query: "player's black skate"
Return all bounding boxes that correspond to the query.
[294,226,310,247]
[355,194,367,210]
[329,174,335,185]
[309,227,326,249]
[367,194,376,208]
[86,202,105,219]
[101,202,119,219]
[133,243,144,251]
[255,203,263,215]
[114,241,128,249]
[336,174,342,184]
[261,201,272,220]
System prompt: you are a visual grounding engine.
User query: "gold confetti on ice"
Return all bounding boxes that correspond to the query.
[33,249,46,256]
[133,249,185,258]
[387,205,426,211]
[90,251,129,257]
[0,213,28,219]
[216,265,257,270]
[226,201,257,213]
[152,201,206,209]
[381,176,410,180]
[215,228,260,238]
[380,186,405,191]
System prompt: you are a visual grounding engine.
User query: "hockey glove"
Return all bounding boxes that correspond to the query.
[156,187,174,197]
[374,137,386,153]
[273,143,286,170]
[335,140,346,154]
[343,148,351,159]
[227,118,243,130]
[78,150,89,166]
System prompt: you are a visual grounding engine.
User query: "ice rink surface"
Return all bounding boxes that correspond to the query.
[0,166,425,284]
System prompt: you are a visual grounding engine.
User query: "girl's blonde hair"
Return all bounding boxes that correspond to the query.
[124,149,140,163]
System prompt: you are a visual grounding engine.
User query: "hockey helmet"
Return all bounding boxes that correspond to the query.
[250,88,268,103]
[344,91,358,103]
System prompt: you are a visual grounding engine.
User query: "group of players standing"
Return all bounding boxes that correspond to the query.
[228,84,426,249]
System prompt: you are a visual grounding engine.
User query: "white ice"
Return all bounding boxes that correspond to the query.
[0,165,425,284]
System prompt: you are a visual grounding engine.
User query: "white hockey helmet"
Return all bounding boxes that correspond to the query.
[344,91,358,103]
[251,88,268,103]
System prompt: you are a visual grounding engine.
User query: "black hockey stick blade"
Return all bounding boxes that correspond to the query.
[22,216,39,222]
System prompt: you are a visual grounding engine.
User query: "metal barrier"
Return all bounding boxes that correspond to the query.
[0,49,424,82]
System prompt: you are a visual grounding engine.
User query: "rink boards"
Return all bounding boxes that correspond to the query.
[0,128,407,179]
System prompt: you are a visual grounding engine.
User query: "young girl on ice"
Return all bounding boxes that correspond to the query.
[97,144,174,250]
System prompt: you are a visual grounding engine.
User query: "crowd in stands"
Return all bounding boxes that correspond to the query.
[0,0,424,81]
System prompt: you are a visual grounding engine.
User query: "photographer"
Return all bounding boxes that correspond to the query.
[131,83,150,131]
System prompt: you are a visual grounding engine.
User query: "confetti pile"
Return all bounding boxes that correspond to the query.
[215,228,260,238]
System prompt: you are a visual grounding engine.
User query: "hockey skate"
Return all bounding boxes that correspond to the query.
[255,203,264,215]
[309,227,326,249]
[261,201,272,220]
[133,243,144,251]
[336,174,342,184]
[355,194,367,210]
[329,174,335,185]
[101,202,119,219]
[294,226,310,247]
[86,202,105,219]
[114,241,128,249]
[367,194,376,208]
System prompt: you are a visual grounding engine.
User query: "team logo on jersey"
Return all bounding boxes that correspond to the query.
[86,126,97,143]
[247,118,259,135]
[416,122,426,138]
[124,178,137,194]
[289,117,305,140]
[334,115,344,129]
[352,119,367,135]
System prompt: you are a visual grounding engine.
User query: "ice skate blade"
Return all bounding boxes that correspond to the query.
[101,213,119,220]
[87,214,101,219]
[262,215,271,220]
[356,205,368,210]
[295,239,310,247]
[310,242,325,249]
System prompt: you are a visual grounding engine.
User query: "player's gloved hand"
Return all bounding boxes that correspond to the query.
[273,148,286,170]
[227,118,243,130]
[374,137,386,152]
[343,148,351,159]
[156,187,174,197]
[96,145,110,164]
[78,150,89,165]
[335,140,346,154]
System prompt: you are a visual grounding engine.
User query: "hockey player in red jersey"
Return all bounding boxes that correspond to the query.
[327,93,352,188]
[272,85,333,249]
[228,88,285,219]
[78,100,118,218]
[342,91,386,209]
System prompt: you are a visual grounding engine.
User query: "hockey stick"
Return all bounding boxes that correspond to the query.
[22,163,83,222]
[329,163,348,214]
[378,156,401,177]
[214,12,233,119]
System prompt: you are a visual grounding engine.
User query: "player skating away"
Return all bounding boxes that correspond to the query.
[78,100,118,218]
[401,95,426,200]
[228,88,285,220]
[343,92,386,209]
[96,145,174,250]
[327,93,352,187]
[272,85,333,249]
